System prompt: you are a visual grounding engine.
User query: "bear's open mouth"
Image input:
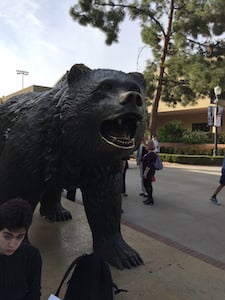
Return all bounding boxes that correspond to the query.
[100,113,142,149]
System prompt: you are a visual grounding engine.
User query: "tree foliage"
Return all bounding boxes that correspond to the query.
[70,0,225,135]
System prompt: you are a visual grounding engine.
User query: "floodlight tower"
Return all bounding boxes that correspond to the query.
[16,70,29,90]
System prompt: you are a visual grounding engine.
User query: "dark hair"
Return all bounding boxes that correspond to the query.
[0,198,33,231]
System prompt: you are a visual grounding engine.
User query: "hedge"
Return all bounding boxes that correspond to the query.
[159,154,223,166]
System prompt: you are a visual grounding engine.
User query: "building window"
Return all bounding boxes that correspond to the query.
[192,123,209,132]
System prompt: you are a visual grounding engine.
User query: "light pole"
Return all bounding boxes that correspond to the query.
[213,85,222,156]
[16,70,29,90]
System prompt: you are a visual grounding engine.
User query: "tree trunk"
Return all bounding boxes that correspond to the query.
[149,0,175,136]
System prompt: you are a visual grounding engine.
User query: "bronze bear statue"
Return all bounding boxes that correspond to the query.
[0,64,147,269]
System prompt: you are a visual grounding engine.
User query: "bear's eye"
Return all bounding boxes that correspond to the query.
[99,81,113,91]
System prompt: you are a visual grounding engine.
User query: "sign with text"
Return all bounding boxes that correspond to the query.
[208,105,223,127]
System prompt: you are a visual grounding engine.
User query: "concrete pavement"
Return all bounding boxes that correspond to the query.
[29,162,225,299]
[121,161,225,264]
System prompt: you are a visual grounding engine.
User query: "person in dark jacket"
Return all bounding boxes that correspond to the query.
[142,140,157,205]
[0,198,42,300]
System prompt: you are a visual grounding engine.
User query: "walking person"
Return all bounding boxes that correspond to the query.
[210,154,225,205]
[0,198,42,299]
[122,159,129,197]
[142,140,157,205]
[136,140,148,197]
[66,188,77,202]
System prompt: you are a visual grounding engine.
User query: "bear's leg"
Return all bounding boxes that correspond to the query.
[39,186,72,221]
[81,173,143,269]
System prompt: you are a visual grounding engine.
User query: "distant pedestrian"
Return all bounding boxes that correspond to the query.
[66,188,77,202]
[122,159,129,197]
[61,188,77,202]
[210,154,225,205]
[136,140,148,197]
[142,140,157,205]
[152,135,160,153]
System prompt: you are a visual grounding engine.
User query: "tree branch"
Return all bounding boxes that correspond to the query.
[187,38,209,48]
[94,1,166,37]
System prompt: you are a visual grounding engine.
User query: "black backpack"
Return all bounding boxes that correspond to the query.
[55,253,127,300]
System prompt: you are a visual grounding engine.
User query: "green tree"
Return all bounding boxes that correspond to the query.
[70,0,225,135]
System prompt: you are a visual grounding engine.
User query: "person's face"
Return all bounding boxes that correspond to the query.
[147,141,155,151]
[0,228,26,255]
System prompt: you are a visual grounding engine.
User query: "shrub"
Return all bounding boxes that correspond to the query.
[160,154,223,166]
[158,120,217,144]
[182,131,212,144]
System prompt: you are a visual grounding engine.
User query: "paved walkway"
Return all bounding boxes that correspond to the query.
[29,162,225,299]
[121,161,225,265]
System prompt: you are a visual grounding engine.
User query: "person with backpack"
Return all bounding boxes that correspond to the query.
[142,140,157,205]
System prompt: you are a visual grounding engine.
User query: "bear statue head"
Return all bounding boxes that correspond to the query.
[60,64,147,163]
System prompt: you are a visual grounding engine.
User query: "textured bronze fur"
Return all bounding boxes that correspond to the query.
[0,64,146,269]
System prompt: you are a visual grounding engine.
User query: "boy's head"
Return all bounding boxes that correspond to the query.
[0,198,33,256]
[0,198,33,231]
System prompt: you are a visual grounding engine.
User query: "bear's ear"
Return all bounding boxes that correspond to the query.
[128,72,146,93]
[67,64,91,85]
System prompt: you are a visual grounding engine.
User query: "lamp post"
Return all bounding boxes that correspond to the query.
[213,85,222,156]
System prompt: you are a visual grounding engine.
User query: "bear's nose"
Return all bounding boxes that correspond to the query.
[119,91,143,107]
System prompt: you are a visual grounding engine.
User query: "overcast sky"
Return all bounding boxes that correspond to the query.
[0,0,151,97]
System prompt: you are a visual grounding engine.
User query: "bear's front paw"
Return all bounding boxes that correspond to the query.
[94,234,143,269]
[40,205,72,222]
